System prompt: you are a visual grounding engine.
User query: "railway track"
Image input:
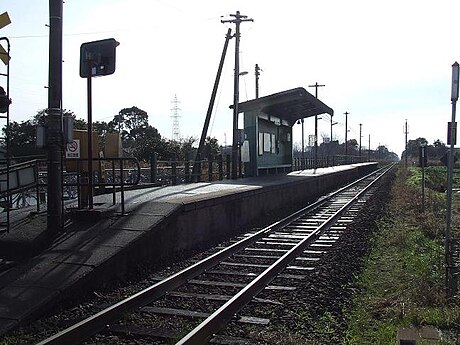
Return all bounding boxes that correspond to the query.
[37,165,394,345]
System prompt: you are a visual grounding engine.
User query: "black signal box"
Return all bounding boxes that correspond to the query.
[80,38,119,78]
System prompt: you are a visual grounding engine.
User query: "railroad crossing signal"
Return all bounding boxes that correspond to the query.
[0,12,11,65]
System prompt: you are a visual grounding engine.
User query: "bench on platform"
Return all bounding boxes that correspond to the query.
[257,164,292,175]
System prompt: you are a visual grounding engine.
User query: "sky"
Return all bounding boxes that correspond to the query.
[1,0,460,158]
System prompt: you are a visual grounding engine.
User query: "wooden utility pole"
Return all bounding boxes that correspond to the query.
[222,11,253,179]
[344,111,349,162]
[308,82,325,169]
[368,134,371,161]
[193,28,232,181]
[404,119,409,167]
[255,63,261,99]
[47,0,63,232]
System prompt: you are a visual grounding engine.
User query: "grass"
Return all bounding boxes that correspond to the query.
[343,165,460,344]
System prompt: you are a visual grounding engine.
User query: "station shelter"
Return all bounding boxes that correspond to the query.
[237,87,334,177]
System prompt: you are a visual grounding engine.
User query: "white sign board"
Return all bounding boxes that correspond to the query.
[241,140,250,162]
[66,139,80,158]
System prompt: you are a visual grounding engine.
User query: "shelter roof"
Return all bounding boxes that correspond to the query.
[233,87,333,125]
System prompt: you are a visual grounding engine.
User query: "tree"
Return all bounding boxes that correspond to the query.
[204,136,221,157]
[74,118,87,130]
[429,139,447,160]
[6,120,41,157]
[131,126,163,161]
[179,136,197,160]
[110,106,148,145]
[406,137,428,158]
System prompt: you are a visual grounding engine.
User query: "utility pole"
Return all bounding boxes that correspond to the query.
[193,28,232,181]
[330,115,333,143]
[308,82,325,169]
[330,114,338,158]
[301,119,305,161]
[368,134,371,162]
[359,123,362,159]
[344,111,349,163]
[330,114,338,143]
[47,0,63,233]
[255,63,261,99]
[404,119,409,167]
[222,11,253,179]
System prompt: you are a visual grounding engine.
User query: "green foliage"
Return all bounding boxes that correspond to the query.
[3,107,223,163]
[402,137,448,163]
[343,166,460,344]
[204,136,221,156]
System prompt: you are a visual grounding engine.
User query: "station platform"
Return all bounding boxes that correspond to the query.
[0,163,378,336]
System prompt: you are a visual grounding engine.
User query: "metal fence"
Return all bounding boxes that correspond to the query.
[0,153,370,220]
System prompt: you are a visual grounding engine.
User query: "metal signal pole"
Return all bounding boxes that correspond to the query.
[222,11,253,179]
[47,0,63,233]
[446,61,459,301]
[359,123,362,159]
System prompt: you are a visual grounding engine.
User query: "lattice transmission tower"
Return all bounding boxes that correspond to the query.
[170,94,181,141]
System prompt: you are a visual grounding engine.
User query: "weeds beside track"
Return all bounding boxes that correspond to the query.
[344,165,460,344]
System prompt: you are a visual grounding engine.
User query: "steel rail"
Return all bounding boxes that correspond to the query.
[36,165,392,345]
[177,164,393,344]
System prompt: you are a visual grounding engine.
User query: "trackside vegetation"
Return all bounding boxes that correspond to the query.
[344,165,460,344]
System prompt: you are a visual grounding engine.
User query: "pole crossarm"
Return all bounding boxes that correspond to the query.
[308,82,325,98]
[221,11,254,26]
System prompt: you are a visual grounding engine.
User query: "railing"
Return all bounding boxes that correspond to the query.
[149,153,240,186]
[292,154,369,170]
[0,159,44,214]
[0,157,142,221]
[147,153,370,186]
[63,157,141,215]
[0,153,373,222]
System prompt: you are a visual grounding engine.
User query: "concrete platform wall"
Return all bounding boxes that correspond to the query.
[140,163,378,263]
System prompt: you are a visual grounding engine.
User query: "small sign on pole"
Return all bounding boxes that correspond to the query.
[452,62,459,102]
[65,139,80,159]
[447,122,457,145]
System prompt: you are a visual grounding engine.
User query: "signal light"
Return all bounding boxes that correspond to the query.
[0,86,11,113]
